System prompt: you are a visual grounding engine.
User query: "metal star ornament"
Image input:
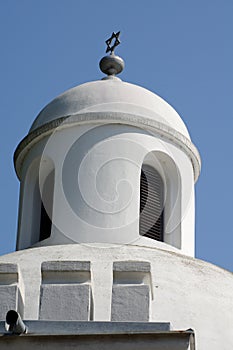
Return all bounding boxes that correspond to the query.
[105,31,121,54]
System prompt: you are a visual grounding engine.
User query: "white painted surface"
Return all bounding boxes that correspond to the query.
[0,244,232,350]
[16,124,195,256]
[30,79,191,139]
[15,74,200,257]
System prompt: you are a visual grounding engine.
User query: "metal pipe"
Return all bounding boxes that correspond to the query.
[5,310,27,334]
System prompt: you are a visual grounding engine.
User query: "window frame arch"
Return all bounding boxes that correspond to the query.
[139,151,182,249]
[17,157,55,249]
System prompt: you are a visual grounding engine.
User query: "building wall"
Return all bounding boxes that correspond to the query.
[0,244,232,349]
[17,123,195,256]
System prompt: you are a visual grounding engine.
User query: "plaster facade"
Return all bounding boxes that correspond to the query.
[0,244,232,349]
[16,122,195,256]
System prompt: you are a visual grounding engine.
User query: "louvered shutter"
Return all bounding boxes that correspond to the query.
[140,165,164,241]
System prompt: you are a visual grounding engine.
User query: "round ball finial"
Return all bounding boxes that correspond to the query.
[99,54,125,76]
[99,31,124,77]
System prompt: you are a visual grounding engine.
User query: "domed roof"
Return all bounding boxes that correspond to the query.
[30,78,191,140]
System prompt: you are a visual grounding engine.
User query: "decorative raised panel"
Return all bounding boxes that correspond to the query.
[0,263,24,320]
[111,261,152,322]
[39,261,92,321]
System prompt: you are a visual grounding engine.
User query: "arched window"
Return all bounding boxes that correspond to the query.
[39,169,55,241]
[140,165,164,241]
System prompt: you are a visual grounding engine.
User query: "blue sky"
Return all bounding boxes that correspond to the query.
[0,1,232,271]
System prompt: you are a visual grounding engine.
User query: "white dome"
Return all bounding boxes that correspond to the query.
[30,78,191,140]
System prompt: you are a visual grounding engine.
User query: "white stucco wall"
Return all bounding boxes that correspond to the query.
[16,123,195,256]
[0,244,232,350]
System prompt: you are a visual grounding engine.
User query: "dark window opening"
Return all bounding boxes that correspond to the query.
[140,165,164,241]
[39,170,55,241]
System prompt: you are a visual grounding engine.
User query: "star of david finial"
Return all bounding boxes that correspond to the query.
[99,31,124,78]
[105,31,121,54]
